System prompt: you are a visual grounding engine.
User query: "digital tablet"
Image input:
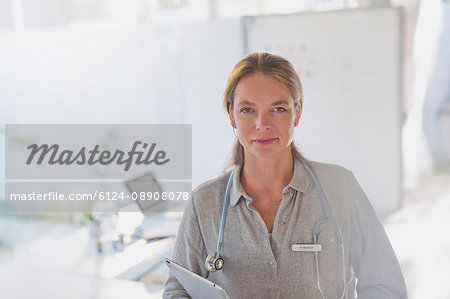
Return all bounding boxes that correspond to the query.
[125,172,164,214]
[165,258,230,299]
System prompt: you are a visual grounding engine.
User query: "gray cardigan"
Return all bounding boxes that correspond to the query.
[163,159,407,298]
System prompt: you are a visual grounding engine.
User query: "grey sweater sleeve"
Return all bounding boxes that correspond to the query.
[348,172,408,298]
[163,194,208,298]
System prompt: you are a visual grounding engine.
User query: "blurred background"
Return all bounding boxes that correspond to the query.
[0,0,449,298]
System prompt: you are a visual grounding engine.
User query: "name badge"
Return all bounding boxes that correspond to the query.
[291,244,322,252]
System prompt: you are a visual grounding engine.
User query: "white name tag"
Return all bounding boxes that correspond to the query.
[291,244,322,252]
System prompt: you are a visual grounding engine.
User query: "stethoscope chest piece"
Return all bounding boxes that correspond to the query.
[205,252,224,272]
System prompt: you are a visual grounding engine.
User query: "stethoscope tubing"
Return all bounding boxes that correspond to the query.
[211,162,347,298]
[217,168,237,255]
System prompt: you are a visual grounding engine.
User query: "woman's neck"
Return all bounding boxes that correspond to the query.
[241,150,295,195]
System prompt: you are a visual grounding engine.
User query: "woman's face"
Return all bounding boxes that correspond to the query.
[230,72,301,160]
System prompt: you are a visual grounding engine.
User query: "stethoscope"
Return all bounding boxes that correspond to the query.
[204,162,348,299]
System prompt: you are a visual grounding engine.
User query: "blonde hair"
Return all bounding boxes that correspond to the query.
[223,52,307,166]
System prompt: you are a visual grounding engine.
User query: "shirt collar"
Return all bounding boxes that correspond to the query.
[229,157,311,207]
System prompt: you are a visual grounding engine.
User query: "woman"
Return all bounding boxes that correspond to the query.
[163,53,407,298]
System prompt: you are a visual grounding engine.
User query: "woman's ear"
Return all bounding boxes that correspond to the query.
[229,111,237,128]
[228,103,237,128]
[294,105,302,127]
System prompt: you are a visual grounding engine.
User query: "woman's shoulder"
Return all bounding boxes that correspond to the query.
[305,160,357,191]
[305,160,362,197]
[307,160,353,177]
[192,169,233,201]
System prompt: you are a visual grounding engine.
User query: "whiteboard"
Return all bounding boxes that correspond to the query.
[244,8,402,215]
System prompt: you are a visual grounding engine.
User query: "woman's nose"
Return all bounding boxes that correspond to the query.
[255,113,271,131]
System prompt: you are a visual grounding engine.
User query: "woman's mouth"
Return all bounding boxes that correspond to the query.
[253,138,277,146]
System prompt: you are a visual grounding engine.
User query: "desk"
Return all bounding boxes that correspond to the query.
[0,217,178,298]
[0,267,163,299]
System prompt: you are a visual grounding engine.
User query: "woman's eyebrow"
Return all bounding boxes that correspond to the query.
[271,100,290,106]
[237,100,255,106]
[237,100,291,107]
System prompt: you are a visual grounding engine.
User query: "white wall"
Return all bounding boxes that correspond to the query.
[178,18,244,183]
[400,0,449,187]
[428,3,450,166]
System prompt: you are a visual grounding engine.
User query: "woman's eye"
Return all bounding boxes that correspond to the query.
[274,107,287,112]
